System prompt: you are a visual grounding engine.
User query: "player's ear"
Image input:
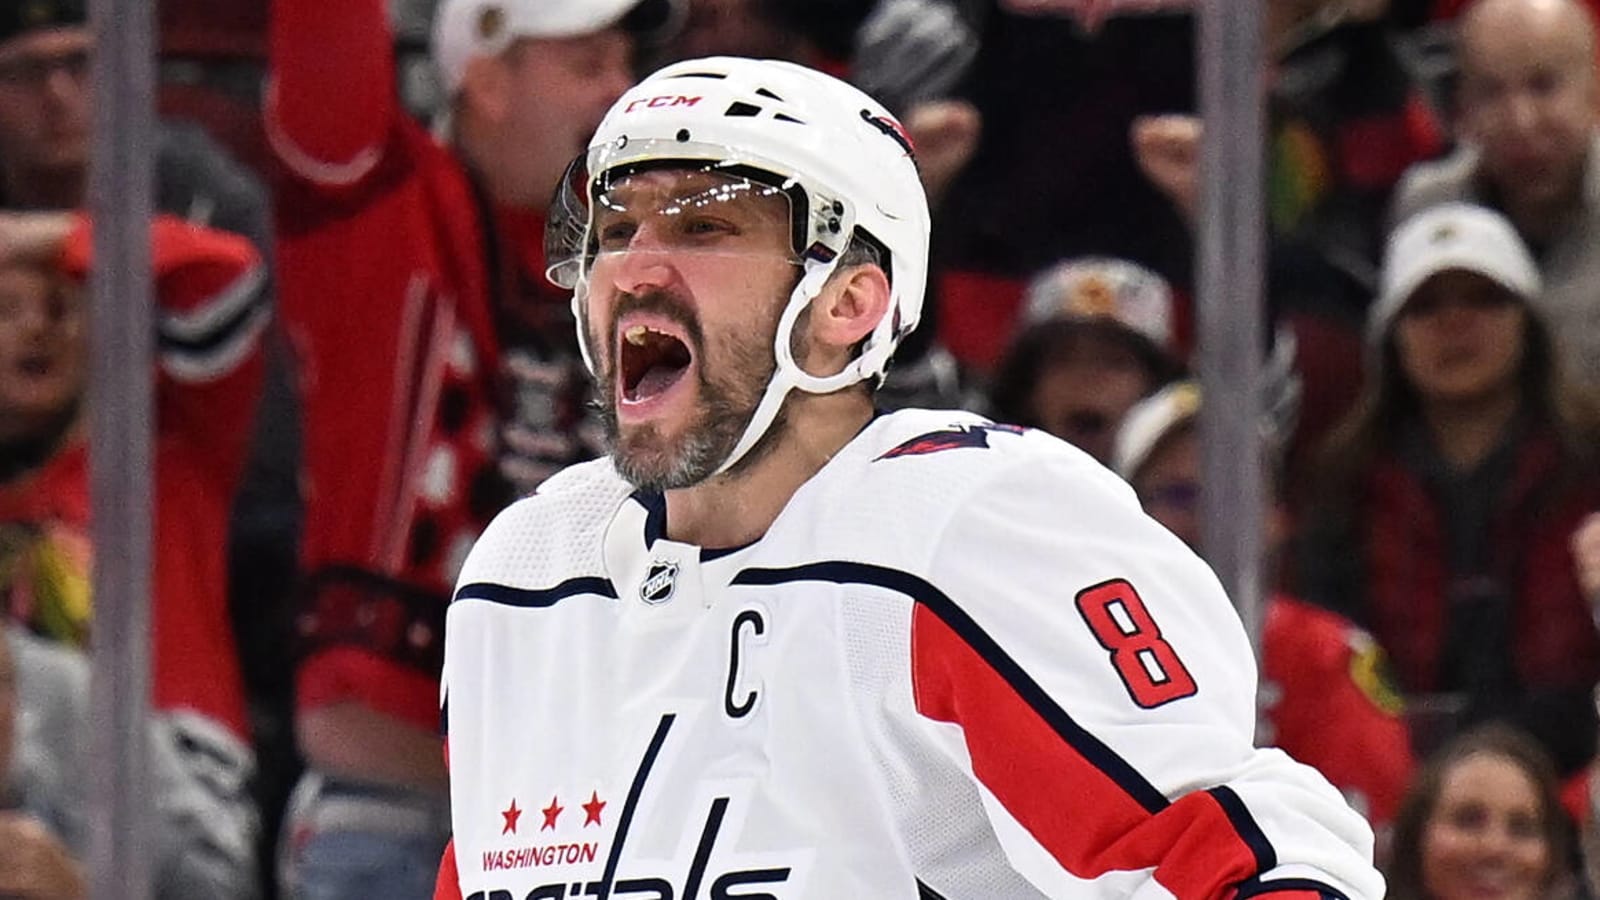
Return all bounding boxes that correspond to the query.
[811,262,891,354]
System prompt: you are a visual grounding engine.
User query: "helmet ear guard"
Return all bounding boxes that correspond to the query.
[550,56,931,478]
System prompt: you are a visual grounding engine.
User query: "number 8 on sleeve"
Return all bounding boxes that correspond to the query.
[1075,579,1199,708]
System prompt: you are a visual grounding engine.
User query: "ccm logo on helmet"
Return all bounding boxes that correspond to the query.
[625,95,703,114]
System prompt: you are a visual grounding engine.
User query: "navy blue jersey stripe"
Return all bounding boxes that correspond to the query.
[1233,877,1351,900]
[595,713,675,899]
[632,491,668,546]
[452,577,617,607]
[731,560,1171,814]
[1210,786,1276,872]
[631,490,754,561]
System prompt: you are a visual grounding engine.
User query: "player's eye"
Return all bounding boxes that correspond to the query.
[595,219,637,250]
[681,217,735,238]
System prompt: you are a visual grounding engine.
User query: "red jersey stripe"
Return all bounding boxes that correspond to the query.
[911,602,1270,897]
[433,840,462,900]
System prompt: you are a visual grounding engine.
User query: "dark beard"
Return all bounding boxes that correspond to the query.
[595,290,779,492]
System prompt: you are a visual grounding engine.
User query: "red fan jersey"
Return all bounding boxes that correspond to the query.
[0,215,267,737]
[1260,594,1414,836]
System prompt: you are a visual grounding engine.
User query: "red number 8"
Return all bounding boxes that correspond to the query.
[1074,579,1197,708]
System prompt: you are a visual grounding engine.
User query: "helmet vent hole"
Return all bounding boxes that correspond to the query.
[755,87,784,101]
[725,102,762,117]
[774,113,804,124]
[671,72,728,79]
[675,128,691,142]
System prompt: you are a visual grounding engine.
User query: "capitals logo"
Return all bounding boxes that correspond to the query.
[466,714,807,900]
[875,423,1026,461]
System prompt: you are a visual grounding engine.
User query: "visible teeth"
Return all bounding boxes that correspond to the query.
[624,326,649,345]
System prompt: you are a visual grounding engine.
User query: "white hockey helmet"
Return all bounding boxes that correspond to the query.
[547,55,931,475]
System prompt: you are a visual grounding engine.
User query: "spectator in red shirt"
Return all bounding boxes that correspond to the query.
[1296,202,1600,780]
[0,212,269,898]
[266,1,673,896]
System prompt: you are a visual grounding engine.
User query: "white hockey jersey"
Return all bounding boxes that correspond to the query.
[437,409,1383,900]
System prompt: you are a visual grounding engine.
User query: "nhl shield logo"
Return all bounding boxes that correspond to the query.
[640,560,680,605]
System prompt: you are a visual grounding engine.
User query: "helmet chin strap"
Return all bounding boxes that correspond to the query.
[710,259,874,477]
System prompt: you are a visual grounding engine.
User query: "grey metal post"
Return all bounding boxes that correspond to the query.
[86,0,155,896]
[1196,0,1267,656]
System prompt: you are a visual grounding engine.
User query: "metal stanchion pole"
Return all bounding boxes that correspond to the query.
[1197,0,1267,658]
[86,0,155,896]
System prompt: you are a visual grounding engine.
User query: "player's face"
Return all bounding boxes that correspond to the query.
[1394,271,1526,409]
[1459,2,1597,213]
[500,31,635,210]
[0,29,91,182]
[1419,752,1552,900]
[584,168,801,490]
[0,263,84,443]
[1029,330,1156,464]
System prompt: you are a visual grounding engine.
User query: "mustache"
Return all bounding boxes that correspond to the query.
[609,289,705,350]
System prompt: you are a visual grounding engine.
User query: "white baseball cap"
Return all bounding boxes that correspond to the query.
[1371,202,1541,342]
[432,0,682,95]
[1113,380,1202,481]
[1022,256,1174,350]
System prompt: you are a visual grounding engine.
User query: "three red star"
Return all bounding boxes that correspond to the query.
[540,795,564,831]
[581,791,606,827]
[501,799,522,835]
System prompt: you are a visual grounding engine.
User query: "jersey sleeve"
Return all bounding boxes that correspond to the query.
[266,0,401,193]
[60,215,268,484]
[913,453,1383,899]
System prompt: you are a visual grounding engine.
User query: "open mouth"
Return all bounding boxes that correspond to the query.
[619,324,693,404]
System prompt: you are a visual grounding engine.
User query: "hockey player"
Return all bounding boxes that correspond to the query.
[435,57,1383,899]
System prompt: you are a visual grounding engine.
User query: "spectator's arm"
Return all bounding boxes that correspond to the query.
[1131,115,1201,227]
[59,215,268,485]
[0,212,75,268]
[0,813,86,900]
[147,713,261,900]
[266,0,400,190]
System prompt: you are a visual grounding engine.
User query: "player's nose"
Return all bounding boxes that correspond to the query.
[606,230,680,297]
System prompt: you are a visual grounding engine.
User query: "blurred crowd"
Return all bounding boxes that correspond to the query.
[3,0,1600,895]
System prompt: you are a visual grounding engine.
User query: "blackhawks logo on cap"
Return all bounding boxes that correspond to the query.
[477,4,506,40]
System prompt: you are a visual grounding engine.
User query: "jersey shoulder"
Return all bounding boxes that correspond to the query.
[454,458,633,592]
[779,409,1141,568]
[849,408,1116,479]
